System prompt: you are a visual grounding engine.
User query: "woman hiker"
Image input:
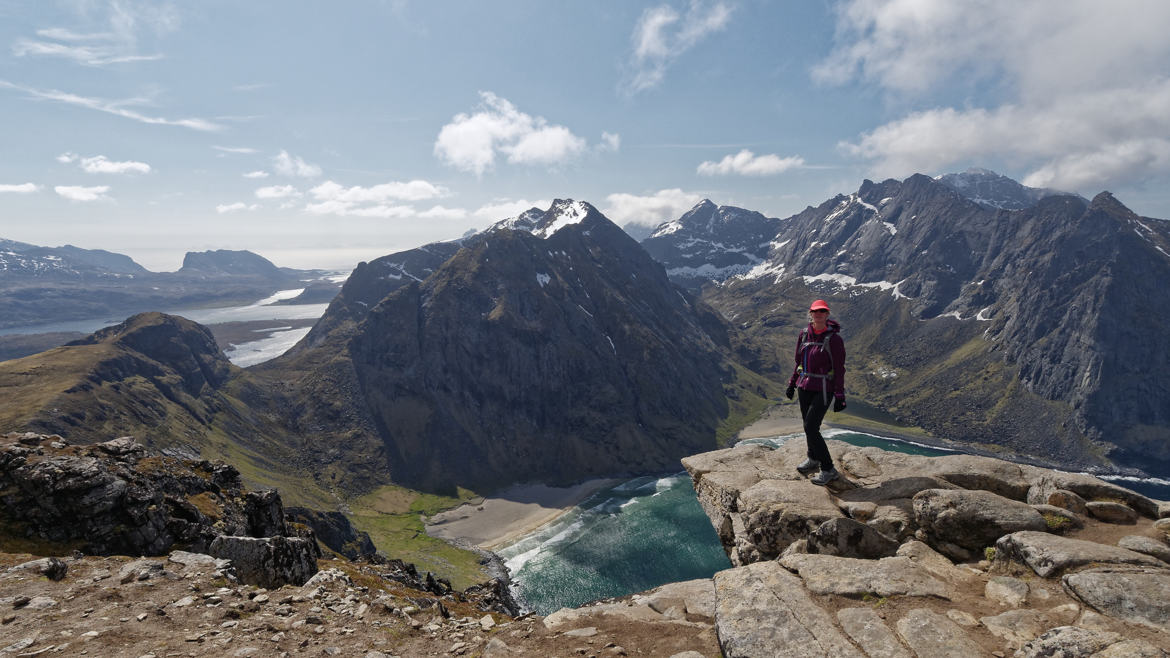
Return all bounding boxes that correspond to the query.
[785,299,847,485]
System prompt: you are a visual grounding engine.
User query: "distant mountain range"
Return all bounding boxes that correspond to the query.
[0,243,338,329]
[3,168,1167,503]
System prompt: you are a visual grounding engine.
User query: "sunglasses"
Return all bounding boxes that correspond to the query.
[810,309,829,314]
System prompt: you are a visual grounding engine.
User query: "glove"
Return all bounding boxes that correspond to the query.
[833,397,846,412]
[785,385,795,400]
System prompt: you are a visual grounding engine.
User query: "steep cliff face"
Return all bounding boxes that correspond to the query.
[273,201,735,492]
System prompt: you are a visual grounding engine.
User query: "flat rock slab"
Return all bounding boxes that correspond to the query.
[1012,625,1169,657]
[1062,568,1170,633]
[996,531,1168,577]
[837,607,911,658]
[779,554,952,599]
[894,608,983,658]
[1118,535,1170,564]
[631,578,716,619]
[713,561,864,658]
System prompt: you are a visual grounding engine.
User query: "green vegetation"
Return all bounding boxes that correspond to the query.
[984,547,997,562]
[1043,513,1071,531]
[346,484,487,590]
[716,362,783,446]
[861,592,889,608]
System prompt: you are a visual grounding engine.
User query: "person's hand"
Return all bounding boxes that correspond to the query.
[785,385,795,400]
[833,397,846,412]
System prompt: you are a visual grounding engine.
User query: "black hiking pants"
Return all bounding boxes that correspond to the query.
[798,387,834,470]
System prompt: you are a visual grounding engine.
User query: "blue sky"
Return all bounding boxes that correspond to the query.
[2,1,1170,271]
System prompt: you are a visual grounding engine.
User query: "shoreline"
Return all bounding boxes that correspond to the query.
[424,477,624,551]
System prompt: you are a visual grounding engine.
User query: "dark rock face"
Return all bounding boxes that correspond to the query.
[0,432,304,558]
[286,506,377,560]
[207,535,320,588]
[273,200,733,492]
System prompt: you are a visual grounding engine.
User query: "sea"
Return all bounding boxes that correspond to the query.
[495,429,1170,615]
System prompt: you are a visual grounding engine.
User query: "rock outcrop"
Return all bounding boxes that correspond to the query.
[684,438,1170,656]
[0,431,325,587]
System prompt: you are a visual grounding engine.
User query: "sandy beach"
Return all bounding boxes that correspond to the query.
[424,405,812,552]
[425,478,623,550]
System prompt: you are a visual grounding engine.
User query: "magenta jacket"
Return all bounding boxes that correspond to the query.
[787,319,846,399]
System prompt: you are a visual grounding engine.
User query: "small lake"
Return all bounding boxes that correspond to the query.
[496,429,1169,615]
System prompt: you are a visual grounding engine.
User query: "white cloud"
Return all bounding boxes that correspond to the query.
[243,170,269,179]
[56,152,77,163]
[820,0,1170,191]
[698,149,804,176]
[434,92,595,175]
[0,183,39,193]
[214,145,258,154]
[77,155,151,175]
[603,188,703,226]
[216,202,260,213]
[473,198,552,220]
[0,80,221,131]
[272,150,322,178]
[255,185,300,199]
[309,179,447,204]
[600,132,622,152]
[55,185,111,202]
[626,1,733,93]
[300,179,453,219]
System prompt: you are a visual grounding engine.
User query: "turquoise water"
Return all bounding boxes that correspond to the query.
[497,429,1170,614]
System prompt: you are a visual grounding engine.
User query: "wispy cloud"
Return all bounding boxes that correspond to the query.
[697,150,804,176]
[216,202,260,213]
[0,80,221,131]
[0,183,39,194]
[58,153,151,175]
[820,0,1170,191]
[243,170,269,179]
[13,2,177,67]
[272,151,322,178]
[214,145,258,154]
[603,188,703,226]
[55,185,111,202]
[434,92,597,175]
[255,185,300,200]
[625,1,733,94]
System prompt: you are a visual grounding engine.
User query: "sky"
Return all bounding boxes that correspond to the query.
[3,0,1170,271]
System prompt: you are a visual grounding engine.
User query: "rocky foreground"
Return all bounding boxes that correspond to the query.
[4,430,1170,656]
[683,439,1170,657]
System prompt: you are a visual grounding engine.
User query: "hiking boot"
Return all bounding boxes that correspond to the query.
[796,458,820,475]
[811,467,839,486]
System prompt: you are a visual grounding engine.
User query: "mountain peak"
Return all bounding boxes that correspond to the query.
[935,168,1080,210]
[492,199,603,239]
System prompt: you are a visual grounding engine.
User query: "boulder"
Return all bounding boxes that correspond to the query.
[984,576,1028,607]
[894,540,977,585]
[996,531,1168,577]
[6,557,67,581]
[1062,567,1170,632]
[1027,471,1159,518]
[713,561,864,658]
[807,517,899,559]
[894,608,983,658]
[1085,501,1138,524]
[1014,626,1121,657]
[1117,535,1170,564]
[778,554,952,599]
[207,535,320,588]
[631,578,715,619]
[836,607,911,658]
[923,454,1031,500]
[1045,489,1089,516]
[913,488,1046,558]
